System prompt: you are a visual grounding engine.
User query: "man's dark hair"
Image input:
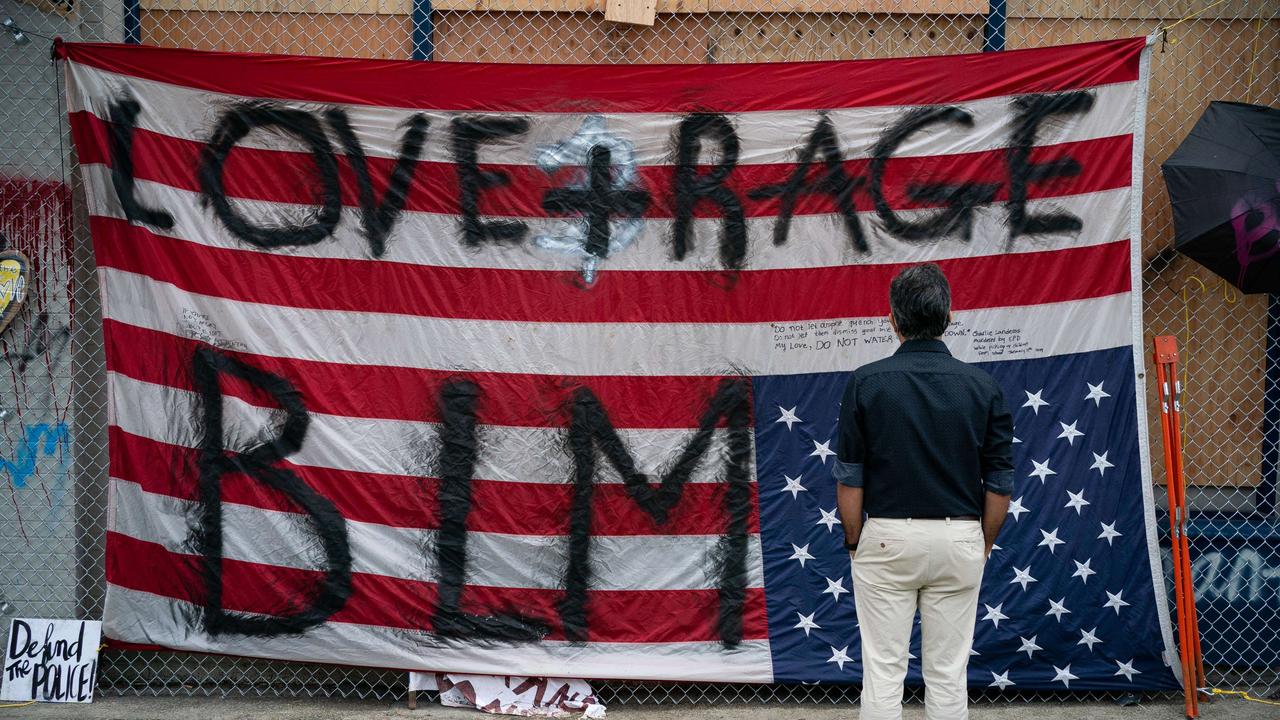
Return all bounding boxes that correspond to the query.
[889,263,951,340]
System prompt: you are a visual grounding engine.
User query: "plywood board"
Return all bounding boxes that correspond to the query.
[435,0,703,12]
[704,0,983,12]
[1009,18,1279,487]
[1008,0,1274,20]
[605,0,657,26]
[706,12,982,62]
[141,0,985,14]
[141,10,412,57]
[141,0,402,14]
[434,11,710,62]
[438,11,982,63]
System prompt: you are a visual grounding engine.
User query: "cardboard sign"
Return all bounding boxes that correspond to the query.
[1,619,102,703]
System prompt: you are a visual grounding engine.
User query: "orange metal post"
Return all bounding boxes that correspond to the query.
[1152,335,1201,719]
[1166,356,1207,693]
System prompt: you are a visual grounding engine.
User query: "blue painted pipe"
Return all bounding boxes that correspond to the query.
[983,0,1006,52]
[412,0,434,61]
[123,0,141,44]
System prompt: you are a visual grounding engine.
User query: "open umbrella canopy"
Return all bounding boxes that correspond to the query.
[1161,101,1280,294]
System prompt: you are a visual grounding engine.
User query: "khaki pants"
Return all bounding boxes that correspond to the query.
[852,517,985,720]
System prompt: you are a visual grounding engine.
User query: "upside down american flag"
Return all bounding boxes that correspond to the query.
[59,36,1181,690]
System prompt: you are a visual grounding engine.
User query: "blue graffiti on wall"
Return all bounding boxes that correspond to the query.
[2,422,70,488]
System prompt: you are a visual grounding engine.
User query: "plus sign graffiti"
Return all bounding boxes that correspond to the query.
[534,116,651,285]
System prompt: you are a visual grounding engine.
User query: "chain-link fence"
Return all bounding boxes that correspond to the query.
[0,0,1277,706]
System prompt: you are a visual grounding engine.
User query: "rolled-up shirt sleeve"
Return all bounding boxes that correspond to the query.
[982,384,1015,495]
[833,375,864,488]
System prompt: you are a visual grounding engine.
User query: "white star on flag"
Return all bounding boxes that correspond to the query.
[1022,389,1050,415]
[1085,381,1111,406]
[1104,590,1131,614]
[1090,451,1115,477]
[781,474,807,499]
[1098,521,1123,545]
[1008,497,1029,521]
[1029,459,1057,483]
[1046,598,1072,622]
[1072,559,1096,584]
[1114,659,1141,681]
[816,507,841,532]
[1065,489,1091,515]
[1018,635,1042,659]
[822,576,849,602]
[1010,566,1038,591]
[1012,435,1022,444]
[789,543,815,567]
[1057,420,1084,445]
[810,439,836,464]
[982,603,1009,629]
[989,670,1014,690]
[794,611,820,637]
[1038,528,1065,554]
[777,406,802,430]
[1052,665,1079,688]
[1078,627,1102,652]
[827,646,852,671]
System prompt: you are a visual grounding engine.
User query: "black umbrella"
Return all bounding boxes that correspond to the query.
[1161,101,1280,294]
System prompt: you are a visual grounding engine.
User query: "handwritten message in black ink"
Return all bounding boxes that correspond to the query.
[2,619,102,703]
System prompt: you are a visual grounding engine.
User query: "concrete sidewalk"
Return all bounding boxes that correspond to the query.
[9,695,1279,720]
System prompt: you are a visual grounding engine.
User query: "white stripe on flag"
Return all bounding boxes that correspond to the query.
[82,165,1133,273]
[109,373,748,486]
[109,478,765,591]
[103,585,775,681]
[101,266,1135,375]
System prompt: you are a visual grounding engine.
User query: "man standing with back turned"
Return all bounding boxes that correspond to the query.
[835,263,1013,720]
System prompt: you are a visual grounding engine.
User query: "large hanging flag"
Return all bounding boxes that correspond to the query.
[59,36,1178,690]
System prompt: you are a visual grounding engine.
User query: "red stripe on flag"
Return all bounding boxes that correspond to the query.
[108,427,760,536]
[70,111,1132,219]
[61,38,1144,113]
[103,320,736,429]
[105,532,769,643]
[93,217,1132,323]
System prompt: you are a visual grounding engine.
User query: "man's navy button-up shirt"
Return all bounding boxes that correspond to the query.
[834,338,1015,519]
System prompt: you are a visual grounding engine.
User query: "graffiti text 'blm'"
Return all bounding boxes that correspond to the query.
[191,347,752,647]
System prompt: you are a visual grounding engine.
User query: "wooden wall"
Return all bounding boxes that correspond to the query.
[133,4,1280,486]
[1005,17,1278,488]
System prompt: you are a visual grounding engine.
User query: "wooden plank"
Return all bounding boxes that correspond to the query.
[434,0,703,12]
[707,13,982,62]
[438,0,986,11]
[605,0,657,26]
[140,0,985,14]
[1008,0,1274,21]
[704,0,983,13]
[140,9,412,57]
[434,11,710,62]
[141,0,397,14]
